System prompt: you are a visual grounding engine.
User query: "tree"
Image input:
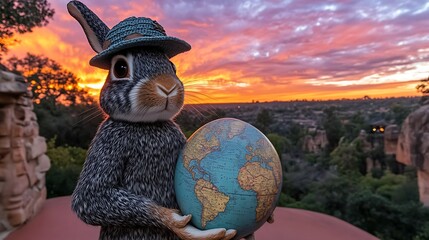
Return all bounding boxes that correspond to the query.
[7,53,102,148]
[175,108,226,138]
[360,173,419,203]
[390,103,412,125]
[282,157,337,202]
[415,223,429,240]
[8,53,93,106]
[286,122,306,147]
[45,138,87,198]
[266,133,291,156]
[417,77,429,102]
[345,190,428,240]
[34,102,104,148]
[323,107,345,152]
[330,138,367,177]
[344,112,367,141]
[255,108,273,134]
[0,0,54,56]
[300,177,357,218]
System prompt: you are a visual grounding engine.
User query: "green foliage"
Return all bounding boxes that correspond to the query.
[304,151,331,168]
[390,103,412,125]
[176,108,226,135]
[46,137,86,166]
[278,192,296,207]
[266,133,291,155]
[360,172,419,203]
[385,154,406,174]
[345,190,401,239]
[0,0,54,55]
[414,222,429,240]
[322,107,345,151]
[345,190,428,240]
[45,138,86,198]
[281,154,427,240]
[282,157,336,201]
[286,122,306,147]
[369,143,387,170]
[275,122,307,156]
[183,130,194,138]
[255,108,273,134]
[330,139,367,176]
[300,177,357,218]
[343,112,367,141]
[34,101,103,148]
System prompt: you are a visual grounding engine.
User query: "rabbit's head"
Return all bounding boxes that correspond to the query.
[67,1,191,122]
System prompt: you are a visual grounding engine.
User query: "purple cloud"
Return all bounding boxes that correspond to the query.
[7,0,429,102]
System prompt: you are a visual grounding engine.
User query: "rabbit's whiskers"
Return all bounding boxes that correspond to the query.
[73,109,104,127]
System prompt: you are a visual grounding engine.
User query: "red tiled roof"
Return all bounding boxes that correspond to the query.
[6,196,378,240]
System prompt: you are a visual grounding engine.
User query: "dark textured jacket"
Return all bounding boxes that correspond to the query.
[72,118,186,240]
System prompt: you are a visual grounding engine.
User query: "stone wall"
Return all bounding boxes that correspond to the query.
[0,69,50,232]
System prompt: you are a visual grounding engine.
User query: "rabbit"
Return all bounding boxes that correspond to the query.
[66,1,238,240]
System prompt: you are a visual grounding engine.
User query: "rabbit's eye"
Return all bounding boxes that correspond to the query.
[114,59,129,79]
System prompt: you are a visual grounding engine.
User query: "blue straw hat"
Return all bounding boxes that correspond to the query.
[90,17,191,69]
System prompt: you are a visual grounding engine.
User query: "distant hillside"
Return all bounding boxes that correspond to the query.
[181,97,421,130]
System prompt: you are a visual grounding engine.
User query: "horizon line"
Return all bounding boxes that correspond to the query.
[183,95,423,106]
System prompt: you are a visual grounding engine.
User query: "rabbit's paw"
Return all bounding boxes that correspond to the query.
[179,225,236,240]
[160,208,236,240]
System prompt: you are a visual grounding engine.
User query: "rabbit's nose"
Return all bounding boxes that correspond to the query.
[156,83,177,97]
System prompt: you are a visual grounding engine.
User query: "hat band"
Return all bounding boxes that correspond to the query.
[102,33,148,50]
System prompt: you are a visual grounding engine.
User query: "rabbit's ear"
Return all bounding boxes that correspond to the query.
[67,1,109,53]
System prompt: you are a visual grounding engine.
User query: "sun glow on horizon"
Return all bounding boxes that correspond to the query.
[5,0,428,104]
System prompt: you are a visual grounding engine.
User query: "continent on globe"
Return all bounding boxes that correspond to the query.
[227,120,246,139]
[240,138,282,222]
[238,161,279,222]
[175,118,283,239]
[182,126,220,179]
[245,138,282,187]
[194,179,230,228]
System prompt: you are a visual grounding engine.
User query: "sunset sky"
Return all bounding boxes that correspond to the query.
[6,0,429,103]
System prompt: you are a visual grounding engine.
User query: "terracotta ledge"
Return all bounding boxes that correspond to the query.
[6,196,378,240]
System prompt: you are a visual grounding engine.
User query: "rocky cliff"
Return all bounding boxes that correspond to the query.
[396,104,429,206]
[384,125,399,155]
[303,130,328,153]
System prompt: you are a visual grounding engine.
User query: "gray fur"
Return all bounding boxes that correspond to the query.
[70,1,189,239]
[72,47,185,239]
[68,1,109,51]
[100,48,177,118]
[72,119,186,239]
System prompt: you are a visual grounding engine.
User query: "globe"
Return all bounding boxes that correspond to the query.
[174,118,283,239]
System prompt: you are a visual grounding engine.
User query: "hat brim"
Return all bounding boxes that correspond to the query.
[90,36,191,69]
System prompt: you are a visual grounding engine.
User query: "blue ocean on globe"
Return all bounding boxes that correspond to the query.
[175,118,282,239]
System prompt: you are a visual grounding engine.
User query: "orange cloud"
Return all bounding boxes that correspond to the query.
[5,0,426,104]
